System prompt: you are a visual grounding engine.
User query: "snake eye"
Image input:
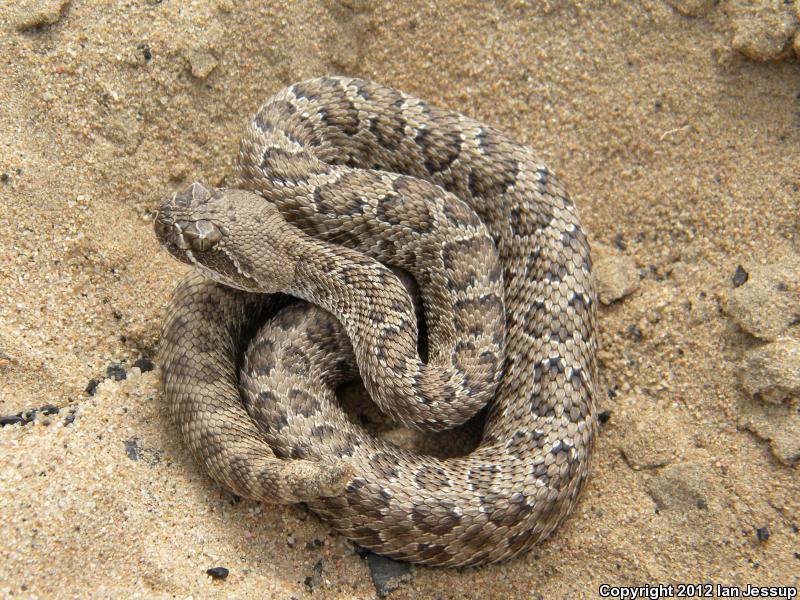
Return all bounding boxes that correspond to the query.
[183,219,222,252]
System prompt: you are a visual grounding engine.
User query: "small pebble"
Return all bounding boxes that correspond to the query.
[1,173,9,183]
[304,559,323,591]
[137,44,152,61]
[133,357,154,372]
[0,414,25,427]
[597,410,611,424]
[732,265,748,288]
[365,552,411,598]
[206,566,229,580]
[123,440,140,461]
[106,364,127,381]
[40,404,59,415]
[287,535,296,548]
[64,413,75,426]
[756,527,769,542]
[305,538,324,550]
[85,379,98,395]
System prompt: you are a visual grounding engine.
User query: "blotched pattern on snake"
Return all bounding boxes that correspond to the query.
[155,76,598,567]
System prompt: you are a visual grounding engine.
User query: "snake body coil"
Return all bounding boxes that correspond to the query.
[156,77,598,567]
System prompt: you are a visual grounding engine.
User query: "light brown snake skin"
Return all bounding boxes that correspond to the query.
[155,77,598,567]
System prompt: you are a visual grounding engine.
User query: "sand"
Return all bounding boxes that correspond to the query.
[1,0,798,598]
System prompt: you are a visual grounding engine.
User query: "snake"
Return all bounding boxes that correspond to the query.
[155,77,598,567]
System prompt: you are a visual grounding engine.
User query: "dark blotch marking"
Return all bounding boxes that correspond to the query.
[287,388,320,418]
[281,345,310,375]
[312,181,365,217]
[374,192,405,226]
[415,127,461,174]
[414,465,451,488]
[415,543,451,562]
[410,498,462,535]
[254,100,296,133]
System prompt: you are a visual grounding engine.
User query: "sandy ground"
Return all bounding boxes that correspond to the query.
[1,0,798,598]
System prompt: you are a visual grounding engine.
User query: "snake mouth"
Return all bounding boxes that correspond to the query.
[154,210,193,266]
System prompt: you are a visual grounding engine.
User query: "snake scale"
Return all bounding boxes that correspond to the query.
[155,77,598,567]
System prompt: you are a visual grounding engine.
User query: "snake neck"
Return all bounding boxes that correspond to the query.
[286,236,414,342]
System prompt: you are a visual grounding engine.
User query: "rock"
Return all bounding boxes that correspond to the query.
[725,257,800,341]
[0,414,25,427]
[365,552,411,598]
[303,559,323,592]
[11,0,70,31]
[187,51,218,79]
[645,460,717,512]
[593,243,639,305]
[106,363,127,381]
[124,439,140,461]
[738,394,800,465]
[305,538,324,550]
[756,526,769,542]
[731,265,749,288]
[133,357,154,373]
[617,396,685,470]
[206,566,229,580]
[666,0,716,18]
[741,338,800,404]
[729,0,797,61]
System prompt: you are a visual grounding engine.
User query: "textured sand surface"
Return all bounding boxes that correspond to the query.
[1,1,798,598]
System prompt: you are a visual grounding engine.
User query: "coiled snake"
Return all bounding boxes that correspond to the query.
[155,77,597,567]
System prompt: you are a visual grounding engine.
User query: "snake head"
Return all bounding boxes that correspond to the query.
[154,182,298,293]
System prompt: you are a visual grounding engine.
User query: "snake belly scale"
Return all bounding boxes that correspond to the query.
[156,77,598,567]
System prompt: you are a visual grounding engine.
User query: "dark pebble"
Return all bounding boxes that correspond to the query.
[64,413,76,425]
[133,357,154,372]
[106,364,127,381]
[612,233,627,250]
[304,559,323,591]
[696,499,708,510]
[794,552,800,560]
[365,552,410,598]
[21,409,37,423]
[137,43,152,61]
[597,410,611,424]
[40,404,59,415]
[0,414,25,426]
[206,566,229,580]
[1,173,9,183]
[305,538,324,550]
[732,265,749,288]
[124,439,140,461]
[756,527,769,542]
[85,379,99,396]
